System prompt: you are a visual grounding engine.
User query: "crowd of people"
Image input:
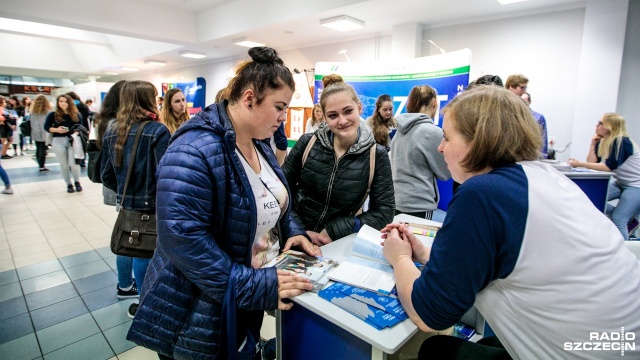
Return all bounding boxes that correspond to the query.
[2,46,639,359]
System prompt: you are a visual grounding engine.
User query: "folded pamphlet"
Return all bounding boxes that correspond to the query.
[264,250,337,292]
[319,282,405,330]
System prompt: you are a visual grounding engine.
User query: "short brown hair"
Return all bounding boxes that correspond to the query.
[443,86,541,172]
[505,74,528,90]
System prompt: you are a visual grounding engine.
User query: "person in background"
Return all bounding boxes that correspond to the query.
[568,113,640,240]
[11,114,23,156]
[282,74,395,246]
[22,96,33,150]
[382,86,640,359]
[475,74,503,87]
[305,103,325,134]
[0,96,14,194]
[101,80,170,319]
[9,96,25,117]
[161,88,190,134]
[521,92,548,158]
[156,95,164,111]
[85,99,97,113]
[29,95,51,171]
[214,87,229,103]
[505,74,528,96]
[66,92,89,167]
[45,94,84,193]
[271,122,288,166]
[127,47,318,359]
[390,85,450,220]
[66,92,89,129]
[1,97,17,159]
[365,94,396,152]
[95,81,139,300]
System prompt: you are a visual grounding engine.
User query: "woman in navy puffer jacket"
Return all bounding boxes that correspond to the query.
[127,47,319,360]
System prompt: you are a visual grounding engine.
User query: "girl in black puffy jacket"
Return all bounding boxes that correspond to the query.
[283,74,395,245]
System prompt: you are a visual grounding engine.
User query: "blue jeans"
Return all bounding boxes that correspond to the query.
[116,255,133,289]
[0,162,9,187]
[606,181,640,240]
[133,258,151,294]
[116,256,150,293]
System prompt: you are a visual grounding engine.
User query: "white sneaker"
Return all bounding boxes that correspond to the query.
[1,188,13,194]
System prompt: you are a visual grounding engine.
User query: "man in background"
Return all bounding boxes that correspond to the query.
[505,74,528,96]
[521,92,548,158]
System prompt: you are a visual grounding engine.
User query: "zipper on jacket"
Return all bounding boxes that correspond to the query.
[312,153,345,232]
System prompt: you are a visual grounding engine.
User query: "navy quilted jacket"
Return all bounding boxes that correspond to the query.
[127,102,308,359]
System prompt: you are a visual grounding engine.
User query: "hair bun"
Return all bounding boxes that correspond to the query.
[321,74,344,88]
[249,47,283,65]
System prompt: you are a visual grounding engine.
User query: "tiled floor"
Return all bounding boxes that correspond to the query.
[0,149,160,359]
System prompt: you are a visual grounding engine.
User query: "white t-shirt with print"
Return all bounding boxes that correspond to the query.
[237,148,289,269]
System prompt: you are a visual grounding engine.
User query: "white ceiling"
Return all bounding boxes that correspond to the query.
[0,0,586,84]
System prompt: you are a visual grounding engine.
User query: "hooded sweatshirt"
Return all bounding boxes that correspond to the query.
[390,113,451,213]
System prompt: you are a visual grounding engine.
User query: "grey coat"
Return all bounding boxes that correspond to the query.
[29,112,50,142]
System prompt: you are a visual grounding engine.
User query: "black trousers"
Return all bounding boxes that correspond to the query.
[395,209,434,220]
[418,335,512,360]
[35,141,47,168]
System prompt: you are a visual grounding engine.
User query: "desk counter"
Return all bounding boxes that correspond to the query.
[277,215,439,360]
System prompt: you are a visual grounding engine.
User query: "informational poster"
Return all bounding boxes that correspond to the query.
[162,77,206,116]
[314,49,472,211]
[289,109,305,140]
[314,49,471,126]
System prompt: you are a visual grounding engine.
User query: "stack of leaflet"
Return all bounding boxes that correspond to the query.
[326,225,433,295]
[319,225,437,329]
[326,225,398,295]
[319,282,408,330]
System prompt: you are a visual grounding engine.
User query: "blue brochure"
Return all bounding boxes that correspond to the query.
[319,283,404,329]
[339,285,408,321]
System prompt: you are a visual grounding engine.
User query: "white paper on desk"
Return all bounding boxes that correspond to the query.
[328,261,395,295]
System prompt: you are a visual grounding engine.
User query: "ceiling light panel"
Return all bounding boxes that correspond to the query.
[179,51,207,59]
[233,38,266,48]
[320,15,364,32]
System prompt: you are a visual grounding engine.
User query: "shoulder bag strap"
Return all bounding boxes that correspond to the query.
[119,121,150,209]
[301,134,317,166]
[354,145,377,215]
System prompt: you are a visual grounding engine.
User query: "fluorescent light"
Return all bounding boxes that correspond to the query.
[11,81,55,86]
[120,67,138,71]
[320,15,364,32]
[179,51,207,59]
[233,38,266,48]
[497,0,527,4]
[144,59,166,66]
[104,72,119,75]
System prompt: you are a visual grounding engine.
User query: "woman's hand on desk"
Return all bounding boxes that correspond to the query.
[276,270,313,310]
[283,235,322,256]
[306,230,332,246]
[381,223,430,265]
[567,158,583,168]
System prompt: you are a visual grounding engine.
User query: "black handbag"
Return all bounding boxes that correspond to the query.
[110,122,156,258]
[87,140,102,183]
